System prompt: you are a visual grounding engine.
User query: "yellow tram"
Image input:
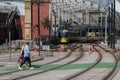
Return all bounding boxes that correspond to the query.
[59,30,68,43]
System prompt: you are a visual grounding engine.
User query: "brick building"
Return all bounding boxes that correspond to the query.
[0,0,50,43]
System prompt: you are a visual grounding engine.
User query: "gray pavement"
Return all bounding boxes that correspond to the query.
[0,44,119,80]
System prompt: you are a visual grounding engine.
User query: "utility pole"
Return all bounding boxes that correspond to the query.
[38,0,41,56]
[9,25,11,62]
[54,11,57,39]
[113,0,116,49]
[105,14,108,44]
[52,10,57,40]
[111,0,116,49]
[108,7,111,47]
[36,0,50,57]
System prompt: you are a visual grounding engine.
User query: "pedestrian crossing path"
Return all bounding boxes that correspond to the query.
[0,62,120,72]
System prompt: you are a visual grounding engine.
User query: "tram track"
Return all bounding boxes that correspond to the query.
[12,44,83,80]
[62,44,118,80]
[61,44,102,80]
[0,65,4,67]
[1,44,117,80]
[22,43,101,80]
[0,44,74,75]
[97,45,119,80]
[23,44,101,80]
[0,44,83,80]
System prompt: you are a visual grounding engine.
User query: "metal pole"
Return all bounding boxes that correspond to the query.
[9,26,11,61]
[54,3,57,39]
[105,14,108,44]
[113,0,116,49]
[108,7,111,46]
[54,11,57,39]
[50,2,52,43]
[38,0,40,56]
[100,12,103,41]
[31,0,33,39]
[110,2,113,48]
[60,15,61,28]
[110,0,116,49]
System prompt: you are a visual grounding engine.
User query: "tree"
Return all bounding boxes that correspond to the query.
[42,16,50,29]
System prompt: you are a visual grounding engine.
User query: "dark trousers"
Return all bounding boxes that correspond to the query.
[20,57,31,67]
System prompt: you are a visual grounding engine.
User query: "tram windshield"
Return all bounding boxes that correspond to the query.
[60,31,68,38]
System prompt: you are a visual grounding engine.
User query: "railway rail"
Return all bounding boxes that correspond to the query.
[61,44,102,80]
[0,44,118,80]
[12,44,83,80]
[98,45,119,80]
[0,43,83,80]
[0,44,74,75]
[62,44,118,80]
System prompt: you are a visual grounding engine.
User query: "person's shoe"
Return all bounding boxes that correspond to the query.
[18,66,23,70]
[30,67,34,70]
[26,66,30,69]
[17,63,20,67]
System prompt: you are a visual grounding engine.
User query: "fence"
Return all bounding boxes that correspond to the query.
[0,40,36,51]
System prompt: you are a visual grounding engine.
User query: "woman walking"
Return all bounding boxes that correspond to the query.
[18,42,34,70]
[17,43,25,67]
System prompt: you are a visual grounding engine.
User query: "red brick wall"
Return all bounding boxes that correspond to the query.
[32,3,50,40]
[14,2,50,40]
[19,16,25,38]
[14,16,25,39]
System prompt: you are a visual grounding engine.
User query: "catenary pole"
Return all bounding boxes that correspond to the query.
[38,0,40,56]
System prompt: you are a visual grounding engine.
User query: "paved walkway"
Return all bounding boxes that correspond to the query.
[0,44,120,80]
[0,62,120,72]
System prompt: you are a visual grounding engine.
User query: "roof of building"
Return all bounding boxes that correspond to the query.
[51,0,120,13]
[0,0,24,1]
[0,2,17,13]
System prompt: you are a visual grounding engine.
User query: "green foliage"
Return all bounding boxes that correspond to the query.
[42,17,50,29]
